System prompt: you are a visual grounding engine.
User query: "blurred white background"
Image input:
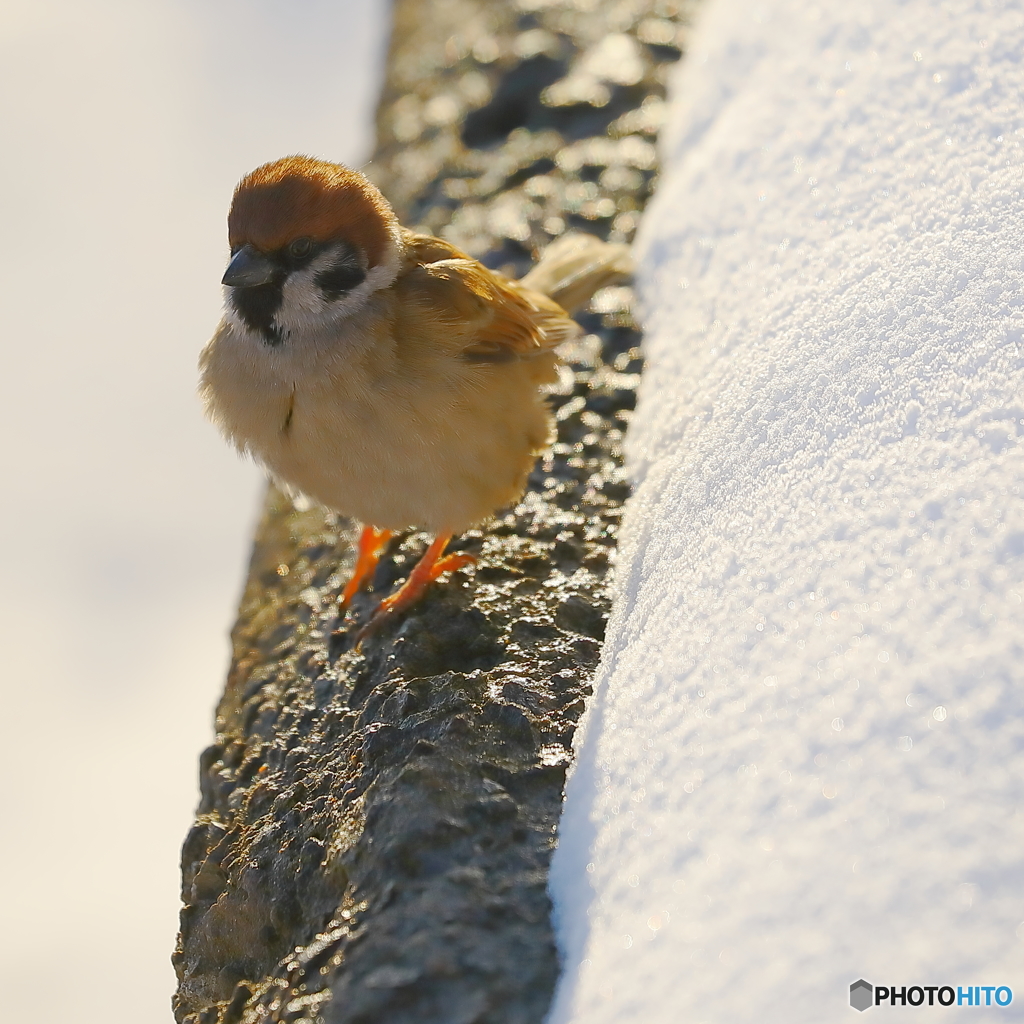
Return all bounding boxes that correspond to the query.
[0,1,388,1019]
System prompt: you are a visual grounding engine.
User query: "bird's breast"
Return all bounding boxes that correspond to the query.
[200,318,556,534]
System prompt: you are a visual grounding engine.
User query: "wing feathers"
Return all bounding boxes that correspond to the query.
[396,232,580,362]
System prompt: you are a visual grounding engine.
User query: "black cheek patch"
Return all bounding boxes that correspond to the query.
[231,282,285,346]
[315,262,367,301]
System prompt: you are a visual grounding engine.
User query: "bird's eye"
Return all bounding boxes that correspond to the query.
[288,237,313,259]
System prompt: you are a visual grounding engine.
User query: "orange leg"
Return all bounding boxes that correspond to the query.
[338,525,393,612]
[356,534,475,644]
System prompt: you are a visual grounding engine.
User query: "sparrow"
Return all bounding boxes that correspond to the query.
[200,156,629,640]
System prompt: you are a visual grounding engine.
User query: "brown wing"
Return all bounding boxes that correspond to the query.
[397,231,579,363]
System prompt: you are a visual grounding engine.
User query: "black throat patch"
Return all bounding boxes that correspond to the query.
[231,281,285,346]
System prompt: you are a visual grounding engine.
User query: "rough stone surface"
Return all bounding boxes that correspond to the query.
[173,1,693,1022]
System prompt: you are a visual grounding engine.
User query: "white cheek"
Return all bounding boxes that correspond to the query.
[279,266,331,328]
[276,251,366,332]
[335,257,401,320]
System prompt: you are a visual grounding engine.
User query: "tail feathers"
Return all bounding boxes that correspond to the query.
[521,232,633,314]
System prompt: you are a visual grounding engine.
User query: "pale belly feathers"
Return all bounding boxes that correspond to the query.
[200,315,557,535]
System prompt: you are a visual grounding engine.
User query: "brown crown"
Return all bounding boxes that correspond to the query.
[227,156,398,269]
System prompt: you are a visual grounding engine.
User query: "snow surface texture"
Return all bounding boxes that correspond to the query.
[549,0,1024,1020]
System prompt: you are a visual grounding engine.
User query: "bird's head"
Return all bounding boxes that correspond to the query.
[222,156,402,346]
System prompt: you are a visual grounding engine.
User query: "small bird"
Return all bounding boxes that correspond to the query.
[200,156,629,639]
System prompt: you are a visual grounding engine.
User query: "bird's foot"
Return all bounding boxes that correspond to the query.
[337,525,392,613]
[354,535,474,646]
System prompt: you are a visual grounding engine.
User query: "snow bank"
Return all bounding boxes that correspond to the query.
[549,0,1024,1020]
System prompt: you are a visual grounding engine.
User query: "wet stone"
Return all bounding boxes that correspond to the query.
[173,0,697,1022]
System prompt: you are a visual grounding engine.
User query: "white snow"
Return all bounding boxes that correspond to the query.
[549,0,1024,1020]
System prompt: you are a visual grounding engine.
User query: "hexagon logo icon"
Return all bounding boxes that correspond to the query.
[850,979,873,1012]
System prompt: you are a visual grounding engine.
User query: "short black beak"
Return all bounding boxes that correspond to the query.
[222,244,277,287]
